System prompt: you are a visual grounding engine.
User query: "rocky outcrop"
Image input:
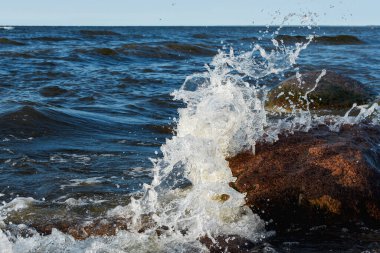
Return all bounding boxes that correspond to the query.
[266,71,373,111]
[31,218,129,240]
[275,35,365,45]
[0,38,26,46]
[228,124,380,229]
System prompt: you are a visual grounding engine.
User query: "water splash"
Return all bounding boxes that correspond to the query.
[103,26,326,250]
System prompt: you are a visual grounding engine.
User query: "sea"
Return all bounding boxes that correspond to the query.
[0,26,379,252]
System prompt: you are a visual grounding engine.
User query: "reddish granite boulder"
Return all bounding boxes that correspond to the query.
[228,124,380,229]
[30,218,129,240]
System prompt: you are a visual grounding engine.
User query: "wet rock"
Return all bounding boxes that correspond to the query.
[267,70,373,111]
[315,35,364,45]
[275,34,365,45]
[145,124,175,135]
[228,124,380,229]
[4,204,131,240]
[192,33,210,39]
[95,48,118,56]
[164,43,215,56]
[266,225,380,252]
[275,35,308,44]
[120,43,186,60]
[30,217,129,240]
[211,194,231,203]
[3,196,134,240]
[200,235,258,253]
[0,38,26,46]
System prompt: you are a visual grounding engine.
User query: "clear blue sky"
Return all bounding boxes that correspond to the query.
[0,0,379,26]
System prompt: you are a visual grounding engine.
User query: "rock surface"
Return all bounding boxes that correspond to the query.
[0,38,26,46]
[228,124,380,229]
[266,71,373,111]
[275,34,365,45]
[31,217,129,240]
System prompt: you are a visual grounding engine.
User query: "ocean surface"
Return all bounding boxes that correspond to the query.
[0,26,379,252]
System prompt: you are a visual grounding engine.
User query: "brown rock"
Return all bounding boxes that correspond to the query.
[30,217,129,240]
[228,124,380,229]
[275,34,365,45]
[309,195,342,214]
[266,71,373,111]
[200,235,257,253]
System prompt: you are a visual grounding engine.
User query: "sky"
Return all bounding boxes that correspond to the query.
[0,0,379,26]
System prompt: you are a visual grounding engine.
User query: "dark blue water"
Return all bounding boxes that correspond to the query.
[0,26,379,202]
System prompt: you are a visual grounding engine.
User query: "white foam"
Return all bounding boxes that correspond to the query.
[0,26,14,30]
[63,198,107,207]
[0,197,37,213]
[0,230,13,253]
[60,177,104,189]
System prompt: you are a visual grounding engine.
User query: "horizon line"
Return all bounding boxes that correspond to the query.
[1,24,379,27]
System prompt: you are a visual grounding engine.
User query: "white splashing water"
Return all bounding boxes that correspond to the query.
[1,27,379,252]
[0,26,14,30]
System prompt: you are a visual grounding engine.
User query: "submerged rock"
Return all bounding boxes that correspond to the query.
[228,124,380,229]
[79,30,121,36]
[39,85,69,97]
[30,218,129,240]
[275,34,365,45]
[164,42,215,56]
[2,198,131,240]
[315,35,364,45]
[267,70,373,111]
[0,38,26,46]
[192,33,210,39]
[275,35,308,44]
[95,48,118,56]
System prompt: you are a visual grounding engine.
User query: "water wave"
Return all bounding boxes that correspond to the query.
[0,106,118,138]
[80,30,121,36]
[75,42,216,59]
[30,36,77,42]
[120,42,215,59]
[73,47,118,58]
[0,26,379,252]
